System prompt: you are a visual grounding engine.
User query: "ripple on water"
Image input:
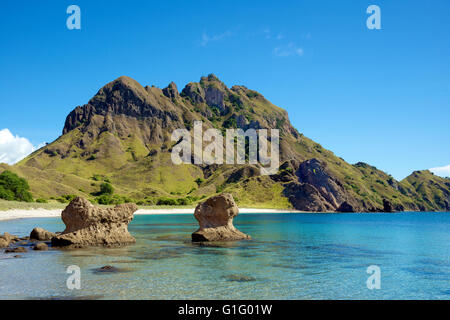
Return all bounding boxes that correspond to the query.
[402,266,450,280]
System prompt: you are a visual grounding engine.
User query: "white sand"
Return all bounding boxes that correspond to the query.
[0,207,301,221]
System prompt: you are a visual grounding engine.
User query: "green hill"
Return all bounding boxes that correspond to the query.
[1,74,449,211]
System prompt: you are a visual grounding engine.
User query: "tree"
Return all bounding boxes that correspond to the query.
[100,182,114,195]
[195,178,204,186]
[0,170,33,202]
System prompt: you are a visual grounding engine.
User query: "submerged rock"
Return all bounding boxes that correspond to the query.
[191,193,251,242]
[92,265,131,274]
[96,265,118,272]
[223,274,257,282]
[51,197,138,247]
[30,227,56,241]
[33,242,49,251]
[5,247,27,253]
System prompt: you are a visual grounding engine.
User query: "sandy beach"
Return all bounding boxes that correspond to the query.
[0,207,301,221]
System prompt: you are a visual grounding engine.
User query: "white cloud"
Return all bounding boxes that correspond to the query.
[274,43,304,57]
[0,129,42,165]
[201,31,232,46]
[430,165,450,178]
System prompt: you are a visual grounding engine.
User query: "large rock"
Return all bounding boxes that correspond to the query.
[0,232,19,248]
[30,227,56,241]
[51,197,138,247]
[192,193,250,242]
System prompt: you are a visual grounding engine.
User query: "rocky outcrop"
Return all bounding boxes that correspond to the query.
[0,232,19,248]
[62,76,181,136]
[192,193,250,242]
[205,86,225,111]
[30,227,56,241]
[162,82,179,99]
[51,197,138,247]
[181,83,205,104]
[297,159,345,208]
[284,158,363,212]
[383,199,394,212]
[337,201,356,212]
[283,182,334,212]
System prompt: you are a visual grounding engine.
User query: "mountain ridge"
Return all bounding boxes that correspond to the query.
[2,74,449,212]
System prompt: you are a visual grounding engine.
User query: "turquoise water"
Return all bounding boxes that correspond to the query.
[0,212,449,299]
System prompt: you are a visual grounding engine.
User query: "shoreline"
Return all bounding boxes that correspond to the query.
[0,207,304,222]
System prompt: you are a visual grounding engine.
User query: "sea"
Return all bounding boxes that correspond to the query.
[0,212,449,299]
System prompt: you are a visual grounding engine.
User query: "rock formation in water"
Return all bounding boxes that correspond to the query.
[192,193,251,242]
[0,232,19,248]
[51,197,138,247]
[30,227,56,241]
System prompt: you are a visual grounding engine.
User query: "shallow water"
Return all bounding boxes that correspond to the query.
[0,212,449,299]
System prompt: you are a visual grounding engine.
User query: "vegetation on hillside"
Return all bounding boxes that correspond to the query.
[0,170,33,202]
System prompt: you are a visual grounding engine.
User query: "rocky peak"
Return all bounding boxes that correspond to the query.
[162,82,179,99]
[63,76,180,134]
[180,82,205,104]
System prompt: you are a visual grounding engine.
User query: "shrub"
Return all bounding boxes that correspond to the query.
[0,170,33,202]
[216,184,225,193]
[96,194,134,205]
[36,198,48,203]
[176,198,189,205]
[92,174,102,181]
[100,182,114,195]
[96,194,113,205]
[56,194,77,203]
[156,197,177,206]
[195,178,204,186]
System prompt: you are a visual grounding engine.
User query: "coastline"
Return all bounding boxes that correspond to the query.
[0,207,303,222]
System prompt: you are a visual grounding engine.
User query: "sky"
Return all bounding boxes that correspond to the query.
[0,0,449,179]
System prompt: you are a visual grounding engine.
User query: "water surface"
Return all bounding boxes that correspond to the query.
[0,212,449,299]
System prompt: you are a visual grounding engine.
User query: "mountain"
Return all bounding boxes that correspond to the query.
[1,74,449,211]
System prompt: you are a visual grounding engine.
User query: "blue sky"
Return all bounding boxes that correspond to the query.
[0,0,449,179]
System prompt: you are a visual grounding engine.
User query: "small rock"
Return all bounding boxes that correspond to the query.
[5,247,27,253]
[223,274,257,282]
[33,242,49,251]
[93,265,124,273]
[0,238,8,248]
[30,227,56,241]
